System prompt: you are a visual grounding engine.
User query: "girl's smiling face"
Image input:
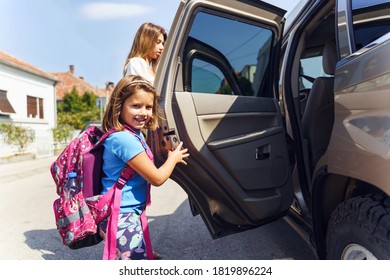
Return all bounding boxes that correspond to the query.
[121,89,154,130]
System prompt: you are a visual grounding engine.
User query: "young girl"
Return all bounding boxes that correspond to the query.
[123,22,167,84]
[99,75,189,260]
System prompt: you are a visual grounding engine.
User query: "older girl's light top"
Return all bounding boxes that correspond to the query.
[124,57,154,84]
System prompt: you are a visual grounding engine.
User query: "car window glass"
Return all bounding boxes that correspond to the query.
[184,11,273,97]
[191,59,227,94]
[351,0,390,51]
[299,55,332,90]
[299,56,322,89]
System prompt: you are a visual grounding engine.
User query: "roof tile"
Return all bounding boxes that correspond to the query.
[0,50,57,81]
[52,68,105,100]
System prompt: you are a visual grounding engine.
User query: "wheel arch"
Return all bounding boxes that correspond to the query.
[311,168,387,259]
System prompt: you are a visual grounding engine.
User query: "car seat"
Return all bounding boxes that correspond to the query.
[301,40,337,171]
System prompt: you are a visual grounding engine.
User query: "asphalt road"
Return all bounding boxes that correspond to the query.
[0,156,316,260]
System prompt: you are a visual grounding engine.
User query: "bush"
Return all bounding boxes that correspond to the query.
[52,124,73,144]
[0,123,35,153]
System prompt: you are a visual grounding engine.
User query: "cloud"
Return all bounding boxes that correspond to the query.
[80,2,154,20]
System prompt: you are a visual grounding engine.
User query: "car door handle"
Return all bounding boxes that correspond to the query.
[256,145,270,160]
[163,129,176,137]
[160,128,180,151]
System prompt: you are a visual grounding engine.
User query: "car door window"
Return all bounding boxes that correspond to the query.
[351,0,390,51]
[299,55,326,90]
[191,59,226,94]
[183,11,273,97]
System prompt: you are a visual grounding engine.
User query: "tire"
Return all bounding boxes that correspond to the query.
[326,194,390,259]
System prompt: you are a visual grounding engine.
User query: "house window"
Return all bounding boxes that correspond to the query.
[0,90,16,114]
[27,95,44,119]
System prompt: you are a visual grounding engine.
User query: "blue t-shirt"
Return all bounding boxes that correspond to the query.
[101,130,148,213]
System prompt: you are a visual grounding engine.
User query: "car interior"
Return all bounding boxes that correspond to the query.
[287,1,337,174]
[281,1,337,217]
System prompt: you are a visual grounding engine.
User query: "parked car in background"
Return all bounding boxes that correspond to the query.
[80,120,102,133]
[149,0,390,259]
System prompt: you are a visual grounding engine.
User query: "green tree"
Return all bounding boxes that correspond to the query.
[57,87,100,129]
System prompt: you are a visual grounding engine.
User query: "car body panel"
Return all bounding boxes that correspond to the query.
[322,33,390,196]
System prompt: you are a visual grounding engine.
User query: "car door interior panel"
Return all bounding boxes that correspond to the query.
[172,90,293,226]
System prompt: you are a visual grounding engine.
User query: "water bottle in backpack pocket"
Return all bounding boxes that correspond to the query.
[64,172,81,199]
[53,172,98,247]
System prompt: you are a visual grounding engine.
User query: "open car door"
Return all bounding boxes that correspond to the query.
[151,0,293,238]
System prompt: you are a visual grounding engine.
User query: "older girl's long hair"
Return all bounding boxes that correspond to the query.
[123,22,167,76]
[102,75,159,132]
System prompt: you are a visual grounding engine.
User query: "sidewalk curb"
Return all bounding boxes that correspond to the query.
[0,153,36,165]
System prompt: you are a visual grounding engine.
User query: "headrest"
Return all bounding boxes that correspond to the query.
[322,41,337,75]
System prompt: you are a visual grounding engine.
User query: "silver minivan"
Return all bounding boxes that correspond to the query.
[151,0,390,259]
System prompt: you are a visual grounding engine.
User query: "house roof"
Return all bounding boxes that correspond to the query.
[52,65,105,100]
[0,50,58,82]
[0,51,110,101]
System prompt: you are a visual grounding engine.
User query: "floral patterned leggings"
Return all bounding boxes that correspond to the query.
[99,212,148,260]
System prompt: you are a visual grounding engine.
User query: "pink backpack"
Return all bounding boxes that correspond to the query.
[50,125,154,260]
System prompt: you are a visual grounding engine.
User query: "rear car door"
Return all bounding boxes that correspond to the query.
[151,0,294,238]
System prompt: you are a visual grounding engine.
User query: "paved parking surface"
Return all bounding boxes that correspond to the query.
[0,156,316,260]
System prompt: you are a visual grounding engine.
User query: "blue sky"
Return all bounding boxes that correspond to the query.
[0,0,300,89]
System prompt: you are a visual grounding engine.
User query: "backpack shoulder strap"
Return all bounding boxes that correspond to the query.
[123,125,153,160]
[97,127,136,182]
[102,128,136,259]
[95,128,118,145]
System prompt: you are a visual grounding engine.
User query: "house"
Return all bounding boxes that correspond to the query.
[52,65,114,117]
[52,65,104,101]
[0,50,58,159]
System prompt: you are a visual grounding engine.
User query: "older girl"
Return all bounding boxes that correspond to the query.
[123,22,167,84]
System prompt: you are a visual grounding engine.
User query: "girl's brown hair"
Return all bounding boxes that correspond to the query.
[123,22,167,76]
[102,75,159,132]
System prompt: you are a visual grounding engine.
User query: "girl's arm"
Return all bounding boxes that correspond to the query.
[126,142,189,186]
